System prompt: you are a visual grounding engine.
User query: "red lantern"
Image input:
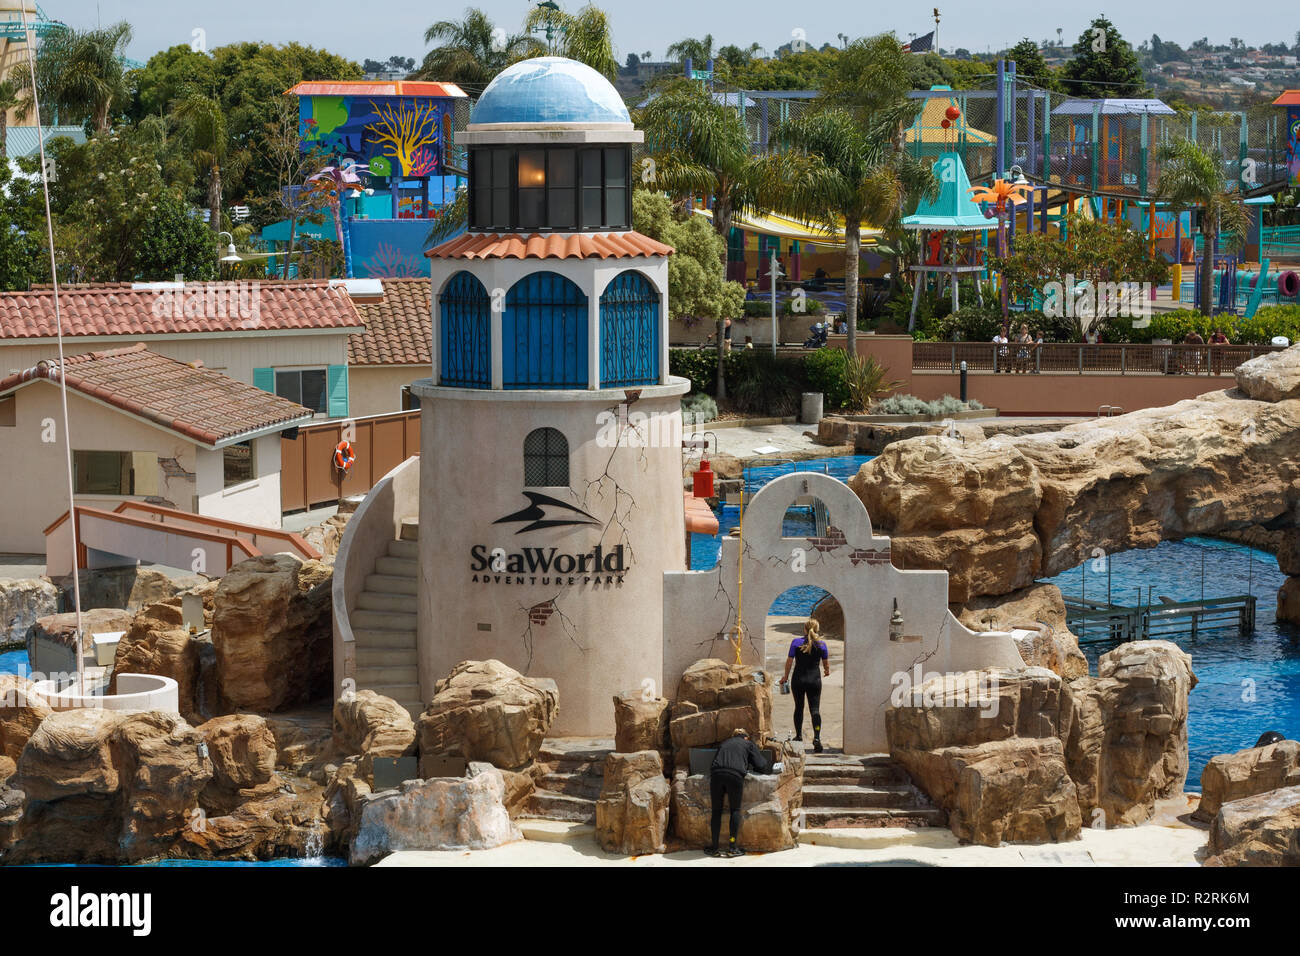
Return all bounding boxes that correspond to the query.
[693,459,715,498]
[945,105,961,121]
[940,119,951,130]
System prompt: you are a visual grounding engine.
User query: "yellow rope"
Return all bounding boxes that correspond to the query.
[732,487,744,664]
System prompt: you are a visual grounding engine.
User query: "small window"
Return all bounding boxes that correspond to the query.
[73,451,132,495]
[275,369,327,414]
[223,440,255,488]
[0,396,14,427]
[523,427,569,487]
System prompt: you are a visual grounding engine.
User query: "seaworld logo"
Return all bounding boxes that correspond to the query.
[492,492,600,534]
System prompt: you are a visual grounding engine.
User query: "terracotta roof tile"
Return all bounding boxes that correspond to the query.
[426,231,674,261]
[347,278,432,366]
[0,281,365,340]
[0,344,314,447]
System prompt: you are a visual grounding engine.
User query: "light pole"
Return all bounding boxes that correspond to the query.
[217,231,242,265]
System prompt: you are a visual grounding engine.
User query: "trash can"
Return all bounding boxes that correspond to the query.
[801,392,823,425]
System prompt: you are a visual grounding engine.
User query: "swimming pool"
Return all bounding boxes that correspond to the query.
[1038,537,1298,787]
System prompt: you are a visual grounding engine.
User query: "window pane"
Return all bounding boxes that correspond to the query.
[274,370,301,406]
[582,188,603,228]
[518,188,544,229]
[548,149,575,188]
[518,150,546,188]
[492,188,511,228]
[74,450,128,495]
[472,149,489,186]
[580,148,601,187]
[605,187,627,228]
[524,428,568,486]
[301,369,327,413]
[223,441,254,488]
[472,188,490,228]
[492,148,510,184]
[604,148,627,187]
[547,188,575,229]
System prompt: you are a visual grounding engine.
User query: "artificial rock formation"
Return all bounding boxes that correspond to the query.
[29,608,133,662]
[850,346,1300,602]
[810,594,844,640]
[594,750,671,855]
[0,674,51,762]
[0,578,58,646]
[195,714,280,814]
[672,741,805,851]
[952,583,1088,680]
[211,554,333,712]
[1205,785,1300,866]
[612,693,669,758]
[349,769,520,865]
[113,584,219,722]
[333,690,417,782]
[1196,739,1300,822]
[668,659,773,771]
[418,660,558,772]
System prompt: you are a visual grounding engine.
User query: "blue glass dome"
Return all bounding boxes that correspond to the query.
[471,57,631,126]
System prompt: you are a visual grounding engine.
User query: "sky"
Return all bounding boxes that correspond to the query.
[36,1,1300,67]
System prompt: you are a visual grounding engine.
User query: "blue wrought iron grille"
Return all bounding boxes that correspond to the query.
[439,271,491,388]
[503,271,588,388]
[599,270,660,387]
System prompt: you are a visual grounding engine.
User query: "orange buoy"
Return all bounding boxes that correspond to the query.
[333,440,355,473]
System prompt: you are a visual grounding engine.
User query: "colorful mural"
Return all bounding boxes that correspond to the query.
[1287,108,1300,187]
[299,94,453,178]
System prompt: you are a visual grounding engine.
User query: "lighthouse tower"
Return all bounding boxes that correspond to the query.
[413,58,688,735]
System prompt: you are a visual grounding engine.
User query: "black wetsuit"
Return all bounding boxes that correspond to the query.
[788,637,828,740]
[709,736,774,850]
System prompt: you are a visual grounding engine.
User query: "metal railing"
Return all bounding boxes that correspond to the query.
[912,342,1285,375]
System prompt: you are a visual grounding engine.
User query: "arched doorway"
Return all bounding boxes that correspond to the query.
[598,269,659,387]
[438,271,491,388]
[503,271,588,388]
[764,585,844,753]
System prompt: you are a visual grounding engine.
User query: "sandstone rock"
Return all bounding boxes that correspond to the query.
[1278,577,1300,625]
[669,660,773,770]
[180,783,329,862]
[211,554,333,712]
[0,578,58,646]
[350,769,521,864]
[849,382,1300,601]
[1274,530,1300,576]
[1196,739,1300,822]
[333,690,416,759]
[675,659,737,709]
[671,741,804,851]
[0,755,16,786]
[612,693,669,756]
[196,714,279,813]
[263,708,335,775]
[0,674,51,762]
[1063,641,1196,826]
[1205,784,1300,866]
[418,660,558,772]
[1234,343,1300,402]
[468,761,535,818]
[595,750,670,855]
[810,594,844,640]
[322,759,371,849]
[113,596,214,722]
[952,583,1088,679]
[17,709,127,802]
[29,608,133,660]
[894,737,1081,846]
[301,513,350,559]
[886,667,1069,752]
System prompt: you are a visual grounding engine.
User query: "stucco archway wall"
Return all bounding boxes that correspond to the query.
[848,373,1300,605]
[663,472,1024,753]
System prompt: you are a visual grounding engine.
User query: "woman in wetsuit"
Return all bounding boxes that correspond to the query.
[780,619,831,752]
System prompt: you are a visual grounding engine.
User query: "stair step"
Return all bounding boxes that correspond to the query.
[800,806,947,829]
[523,789,596,823]
[351,627,416,649]
[802,764,908,786]
[538,743,615,765]
[800,784,919,809]
[360,683,421,710]
[387,538,419,560]
[400,517,419,541]
[356,665,419,685]
[537,773,605,799]
[352,609,418,631]
[357,591,418,614]
[356,647,419,668]
[364,573,418,595]
[374,556,419,577]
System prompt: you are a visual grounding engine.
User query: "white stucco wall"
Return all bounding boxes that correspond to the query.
[349,365,427,417]
[662,472,1026,753]
[193,434,283,530]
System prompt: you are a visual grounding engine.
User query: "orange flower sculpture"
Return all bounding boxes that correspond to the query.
[968,178,1032,214]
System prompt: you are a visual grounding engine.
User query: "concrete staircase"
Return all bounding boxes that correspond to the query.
[521,739,614,823]
[353,517,421,719]
[799,753,946,829]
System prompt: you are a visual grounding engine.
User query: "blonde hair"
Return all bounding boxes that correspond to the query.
[801,618,820,653]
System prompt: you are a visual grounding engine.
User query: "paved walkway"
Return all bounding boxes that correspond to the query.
[705,423,835,460]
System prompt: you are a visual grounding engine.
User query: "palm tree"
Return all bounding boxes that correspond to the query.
[666,34,715,67]
[522,3,619,79]
[15,22,133,132]
[415,8,539,88]
[174,94,242,234]
[0,79,18,160]
[638,80,760,399]
[755,107,935,356]
[1155,140,1250,316]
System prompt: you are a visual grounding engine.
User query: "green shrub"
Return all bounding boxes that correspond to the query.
[804,347,850,409]
[871,393,983,416]
[844,355,900,411]
[668,348,718,394]
[681,393,718,425]
[727,350,807,415]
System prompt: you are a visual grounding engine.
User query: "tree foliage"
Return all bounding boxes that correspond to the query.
[633,190,743,322]
[1060,16,1146,98]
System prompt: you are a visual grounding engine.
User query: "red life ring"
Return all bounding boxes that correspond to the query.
[333,440,355,472]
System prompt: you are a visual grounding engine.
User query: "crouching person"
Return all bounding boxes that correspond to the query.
[706,728,782,858]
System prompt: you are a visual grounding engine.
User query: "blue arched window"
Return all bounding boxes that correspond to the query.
[439,271,491,388]
[504,272,588,388]
[599,271,660,387]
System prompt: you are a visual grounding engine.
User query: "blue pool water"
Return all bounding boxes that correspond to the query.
[0,648,28,676]
[689,455,875,615]
[1039,537,1299,788]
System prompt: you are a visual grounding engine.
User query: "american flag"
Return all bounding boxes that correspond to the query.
[902,31,934,53]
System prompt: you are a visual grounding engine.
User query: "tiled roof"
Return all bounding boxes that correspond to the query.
[348,278,432,366]
[426,231,674,260]
[0,282,365,340]
[0,344,314,447]
[287,80,467,98]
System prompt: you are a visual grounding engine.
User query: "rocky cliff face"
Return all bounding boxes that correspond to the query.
[849,346,1300,605]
